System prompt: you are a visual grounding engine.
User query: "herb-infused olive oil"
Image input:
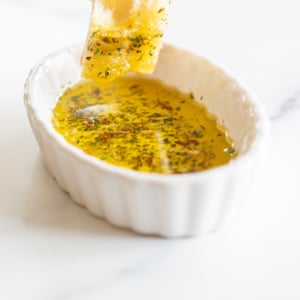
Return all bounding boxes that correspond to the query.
[52,77,236,174]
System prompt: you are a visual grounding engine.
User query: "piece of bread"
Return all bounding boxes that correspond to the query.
[81,0,172,82]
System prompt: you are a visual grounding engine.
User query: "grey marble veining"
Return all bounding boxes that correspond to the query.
[270,91,300,121]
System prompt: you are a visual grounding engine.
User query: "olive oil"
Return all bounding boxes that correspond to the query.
[52,77,235,174]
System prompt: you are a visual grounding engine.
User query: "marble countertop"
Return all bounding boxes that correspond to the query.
[1,0,300,299]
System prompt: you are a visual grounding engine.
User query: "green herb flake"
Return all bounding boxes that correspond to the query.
[104,69,110,78]
[91,30,98,37]
[228,147,235,155]
[128,36,141,45]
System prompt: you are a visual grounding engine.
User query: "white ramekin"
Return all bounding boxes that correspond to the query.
[24,44,270,238]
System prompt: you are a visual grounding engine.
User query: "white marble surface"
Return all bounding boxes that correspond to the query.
[1,0,300,299]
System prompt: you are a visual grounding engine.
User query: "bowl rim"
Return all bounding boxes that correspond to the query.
[24,43,271,184]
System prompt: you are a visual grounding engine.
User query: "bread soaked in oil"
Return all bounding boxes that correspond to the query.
[81,0,171,82]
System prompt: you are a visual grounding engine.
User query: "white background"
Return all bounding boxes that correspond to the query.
[1,0,300,299]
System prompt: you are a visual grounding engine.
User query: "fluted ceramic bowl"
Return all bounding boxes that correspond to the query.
[24,44,270,237]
